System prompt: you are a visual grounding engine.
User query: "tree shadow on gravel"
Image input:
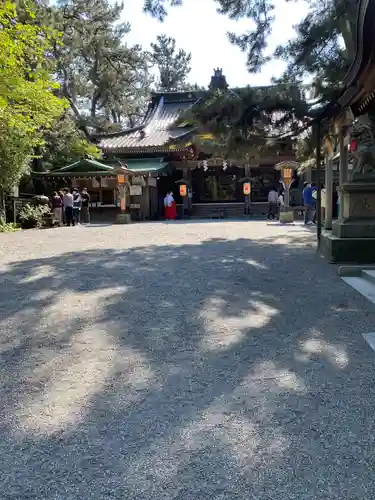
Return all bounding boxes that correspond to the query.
[1,231,375,499]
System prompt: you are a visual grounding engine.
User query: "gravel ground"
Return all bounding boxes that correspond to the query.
[1,220,375,500]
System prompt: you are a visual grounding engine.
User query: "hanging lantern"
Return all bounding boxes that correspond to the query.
[282,168,293,182]
[179,184,187,197]
[243,182,251,195]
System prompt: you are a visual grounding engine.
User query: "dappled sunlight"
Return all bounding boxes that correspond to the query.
[297,338,349,368]
[12,327,116,437]
[242,258,268,269]
[12,329,155,437]
[200,297,279,351]
[246,361,307,394]
[38,286,129,328]
[21,265,56,283]
[124,373,291,496]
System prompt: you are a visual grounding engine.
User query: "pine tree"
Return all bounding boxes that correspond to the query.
[150,34,192,91]
[53,0,153,134]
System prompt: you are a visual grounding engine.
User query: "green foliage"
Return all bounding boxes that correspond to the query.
[0,1,66,192]
[42,114,100,170]
[0,222,20,233]
[186,86,309,159]
[150,34,192,91]
[19,203,50,229]
[143,0,182,21]
[53,0,153,132]
[274,0,356,106]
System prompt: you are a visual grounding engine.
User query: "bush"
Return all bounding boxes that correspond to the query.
[0,222,20,232]
[19,204,51,229]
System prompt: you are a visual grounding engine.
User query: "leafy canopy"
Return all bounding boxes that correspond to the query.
[0,1,66,191]
[53,0,153,133]
[150,34,192,91]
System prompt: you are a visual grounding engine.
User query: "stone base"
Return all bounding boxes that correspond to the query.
[115,213,131,224]
[321,230,375,264]
[332,218,375,238]
[279,210,294,223]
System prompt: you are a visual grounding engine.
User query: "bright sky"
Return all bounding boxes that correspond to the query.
[124,0,309,88]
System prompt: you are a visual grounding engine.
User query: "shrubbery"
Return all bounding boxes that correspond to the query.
[0,222,20,232]
[19,204,51,229]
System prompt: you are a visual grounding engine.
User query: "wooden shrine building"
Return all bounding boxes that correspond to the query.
[97,70,302,219]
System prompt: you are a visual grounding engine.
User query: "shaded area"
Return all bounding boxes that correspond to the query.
[1,225,375,499]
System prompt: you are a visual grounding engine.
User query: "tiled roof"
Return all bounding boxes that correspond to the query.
[126,159,168,174]
[54,159,115,172]
[99,95,197,153]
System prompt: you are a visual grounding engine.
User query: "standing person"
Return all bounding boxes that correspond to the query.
[63,188,74,226]
[169,191,177,219]
[313,184,326,222]
[164,192,170,219]
[81,187,91,224]
[51,191,63,227]
[59,190,66,225]
[72,188,82,225]
[267,188,278,220]
[302,182,314,225]
[164,191,177,220]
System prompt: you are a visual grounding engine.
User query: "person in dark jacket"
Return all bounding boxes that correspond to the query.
[51,191,63,226]
[72,188,82,225]
[80,187,91,224]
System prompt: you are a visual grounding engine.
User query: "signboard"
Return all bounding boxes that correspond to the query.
[148,177,157,188]
[282,168,293,181]
[117,174,127,184]
[120,198,126,211]
[243,182,251,195]
[130,185,142,196]
[132,176,146,187]
[130,203,141,209]
[179,184,187,197]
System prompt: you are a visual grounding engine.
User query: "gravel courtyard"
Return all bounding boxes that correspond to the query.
[1,220,375,499]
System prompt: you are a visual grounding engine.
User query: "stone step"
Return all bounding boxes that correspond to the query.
[342,276,375,305]
[362,269,375,286]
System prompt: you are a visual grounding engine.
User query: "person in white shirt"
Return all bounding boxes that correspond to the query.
[62,189,74,226]
[312,184,326,222]
[267,188,278,220]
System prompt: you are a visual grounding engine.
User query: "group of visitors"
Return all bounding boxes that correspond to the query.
[267,181,341,224]
[302,182,340,225]
[51,187,91,227]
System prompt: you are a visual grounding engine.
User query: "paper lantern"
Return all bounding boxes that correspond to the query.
[283,168,293,180]
[117,174,126,184]
[243,182,251,195]
[179,184,187,197]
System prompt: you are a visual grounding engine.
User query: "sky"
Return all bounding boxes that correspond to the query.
[123,0,309,88]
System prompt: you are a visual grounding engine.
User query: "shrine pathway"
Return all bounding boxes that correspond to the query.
[1,220,375,499]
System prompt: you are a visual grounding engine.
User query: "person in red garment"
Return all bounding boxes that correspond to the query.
[164,191,177,220]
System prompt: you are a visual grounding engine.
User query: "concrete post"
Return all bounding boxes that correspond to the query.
[339,126,349,217]
[325,153,333,230]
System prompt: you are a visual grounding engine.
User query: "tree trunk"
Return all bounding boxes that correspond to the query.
[0,189,6,225]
